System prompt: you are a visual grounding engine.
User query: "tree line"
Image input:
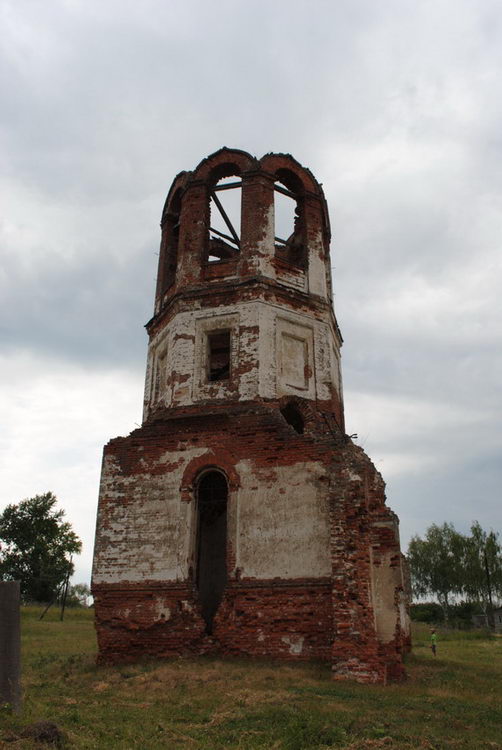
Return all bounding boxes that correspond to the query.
[2,493,501,626]
[408,521,502,627]
[0,492,84,604]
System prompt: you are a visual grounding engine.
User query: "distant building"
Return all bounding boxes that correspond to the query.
[91,148,410,683]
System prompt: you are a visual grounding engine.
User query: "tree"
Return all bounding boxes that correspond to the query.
[407,523,465,623]
[409,601,444,624]
[408,520,502,628]
[0,492,82,603]
[63,583,91,608]
[461,521,502,626]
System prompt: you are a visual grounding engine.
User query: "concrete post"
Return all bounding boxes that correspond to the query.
[0,581,21,711]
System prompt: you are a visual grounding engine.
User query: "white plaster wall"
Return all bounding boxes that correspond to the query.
[235,459,331,579]
[93,452,332,586]
[332,345,343,400]
[276,315,315,399]
[143,338,169,421]
[144,303,262,416]
[257,302,278,399]
[308,228,328,299]
[255,203,275,278]
[257,303,338,403]
[143,299,341,415]
[399,589,411,638]
[92,448,206,584]
[370,543,402,644]
[315,321,335,403]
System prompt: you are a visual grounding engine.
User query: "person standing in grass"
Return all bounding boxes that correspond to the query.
[430,628,437,656]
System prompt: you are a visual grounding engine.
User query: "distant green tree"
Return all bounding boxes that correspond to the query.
[62,583,91,607]
[407,523,465,623]
[0,492,82,602]
[461,522,502,627]
[410,600,480,628]
[409,602,444,624]
[449,600,482,629]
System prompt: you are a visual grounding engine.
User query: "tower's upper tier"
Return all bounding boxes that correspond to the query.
[143,149,344,429]
[153,147,334,317]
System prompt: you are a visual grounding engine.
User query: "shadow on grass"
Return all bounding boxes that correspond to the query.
[206,705,349,750]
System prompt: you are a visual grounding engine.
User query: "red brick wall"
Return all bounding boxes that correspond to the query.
[92,402,409,681]
[93,580,333,664]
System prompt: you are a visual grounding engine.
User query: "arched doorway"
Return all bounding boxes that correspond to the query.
[196,470,228,634]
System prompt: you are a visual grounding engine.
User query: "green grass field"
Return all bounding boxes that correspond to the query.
[1,607,501,749]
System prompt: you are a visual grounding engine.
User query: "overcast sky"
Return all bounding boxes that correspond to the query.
[1,0,501,584]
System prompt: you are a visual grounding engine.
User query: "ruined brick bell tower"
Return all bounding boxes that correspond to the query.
[92,148,410,683]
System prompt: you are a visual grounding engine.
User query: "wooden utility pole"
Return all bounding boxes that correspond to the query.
[0,581,21,712]
[484,547,495,629]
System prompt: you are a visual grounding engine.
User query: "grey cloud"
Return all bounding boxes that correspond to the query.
[1,0,501,579]
[391,452,502,549]
[1,241,154,367]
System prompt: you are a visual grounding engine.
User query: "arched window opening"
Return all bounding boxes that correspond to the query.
[280,403,305,434]
[159,190,181,295]
[196,470,228,634]
[208,173,242,263]
[274,170,305,267]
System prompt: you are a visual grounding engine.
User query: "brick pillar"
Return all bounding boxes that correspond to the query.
[330,456,385,683]
[240,170,275,277]
[177,180,208,288]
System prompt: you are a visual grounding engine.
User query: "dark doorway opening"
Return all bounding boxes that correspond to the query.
[196,471,228,634]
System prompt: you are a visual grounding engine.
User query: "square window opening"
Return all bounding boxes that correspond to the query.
[207,331,231,382]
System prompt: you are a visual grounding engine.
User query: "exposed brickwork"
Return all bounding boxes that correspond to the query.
[92,149,410,683]
[93,584,206,664]
[214,582,333,661]
[93,579,333,664]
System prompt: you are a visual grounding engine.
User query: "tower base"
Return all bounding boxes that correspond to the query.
[92,402,410,683]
